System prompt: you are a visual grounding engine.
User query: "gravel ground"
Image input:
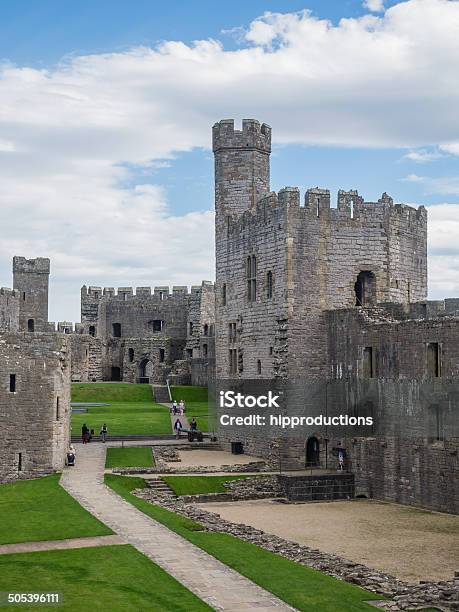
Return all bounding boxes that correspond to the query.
[167,449,265,468]
[197,498,459,584]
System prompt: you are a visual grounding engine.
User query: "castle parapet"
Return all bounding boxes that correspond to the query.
[13,256,50,275]
[212,119,271,153]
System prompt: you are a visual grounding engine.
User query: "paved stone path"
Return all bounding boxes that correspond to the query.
[60,443,293,611]
[0,535,123,555]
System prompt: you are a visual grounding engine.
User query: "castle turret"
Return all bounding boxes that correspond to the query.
[213,119,271,221]
[13,257,50,332]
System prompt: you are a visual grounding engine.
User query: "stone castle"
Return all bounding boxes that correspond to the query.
[1,118,457,513]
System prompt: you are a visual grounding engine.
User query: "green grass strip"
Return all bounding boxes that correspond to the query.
[0,545,211,611]
[105,474,383,611]
[162,475,250,495]
[105,447,155,469]
[0,474,112,545]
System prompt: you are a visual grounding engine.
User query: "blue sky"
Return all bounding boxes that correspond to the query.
[0,0,458,320]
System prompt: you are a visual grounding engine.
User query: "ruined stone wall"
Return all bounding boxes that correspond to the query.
[0,332,71,482]
[325,309,459,513]
[327,308,459,379]
[69,335,104,382]
[13,257,50,332]
[121,337,173,384]
[0,288,19,332]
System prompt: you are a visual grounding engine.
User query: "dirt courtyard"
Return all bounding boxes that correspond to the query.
[198,498,459,583]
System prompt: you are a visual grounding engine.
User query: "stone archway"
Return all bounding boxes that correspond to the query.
[139,358,154,383]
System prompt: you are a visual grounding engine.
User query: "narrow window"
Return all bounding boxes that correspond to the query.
[266,271,273,299]
[186,348,193,358]
[430,405,444,442]
[246,255,257,302]
[89,325,95,337]
[159,291,164,301]
[407,280,411,303]
[238,349,244,373]
[349,199,354,219]
[269,346,273,356]
[363,347,374,378]
[9,374,16,392]
[203,324,209,336]
[159,348,165,363]
[427,343,441,377]
[229,349,237,375]
[112,323,121,337]
[27,319,35,332]
[22,292,26,301]
[257,359,262,374]
[316,197,320,217]
[18,453,22,472]
[202,344,208,358]
[228,322,236,342]
[222,283,227,306]
[189,321,194,335]
[56,397,60,421]
[128,348,134,363]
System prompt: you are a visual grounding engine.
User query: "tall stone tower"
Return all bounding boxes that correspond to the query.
[13,257,50,332]
[213,119,271,223]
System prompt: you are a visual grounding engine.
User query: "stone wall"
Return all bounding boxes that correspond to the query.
[0,332,71,482]
[0,287,19,332]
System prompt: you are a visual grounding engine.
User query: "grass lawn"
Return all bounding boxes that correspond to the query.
[71,383,171,436]
[105,446,155,469]
[0,475,112,545]
[162,475,251,495]
[105,475,383,612]
[0,545,210,611]
[170,385,212,432]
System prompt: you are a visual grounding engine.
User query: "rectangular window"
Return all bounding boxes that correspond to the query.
[18,453,22,472]
[266,271,273,299]
[56,397,60,421]
[222,283,227,306]
[186,348,193,358]
[228,322,236,342]
[427,342,441,377]
[362,347,374,378]
[9,374,16,392]
[246,255,257,302]
[159,348,165,363]
[238,349,243,373]
[229,349,237,375]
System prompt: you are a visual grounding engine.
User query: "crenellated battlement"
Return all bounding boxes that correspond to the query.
[212,119,271,153]
[81,281,214,301]
[224,186,427,237]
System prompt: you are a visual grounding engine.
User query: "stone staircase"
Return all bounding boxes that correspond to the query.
[153,385,171,404]
[146,478,176,499]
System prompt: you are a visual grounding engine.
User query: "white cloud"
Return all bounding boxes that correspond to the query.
[0,0,458,319]
[402,174,459,195]
[440,142,459,156]
[363,0,385,12]
[426,204,459,299]
[403,149,443,162]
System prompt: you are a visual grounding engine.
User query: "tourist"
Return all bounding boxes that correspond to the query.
[81,423,89,444]
[172,400,178,414]
[66,444,76,466]
[190,417,197,431]
[100,423,108,443]
[88,428,94,443]
[179,400,185,415]
[174,418,182,439]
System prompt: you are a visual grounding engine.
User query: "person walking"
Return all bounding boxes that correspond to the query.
[190,417,197,431]
[179,400,185,415]
[174,418,182,439]
[172,400,178,415]
[81,423,89,444]
[100,423,108,443]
